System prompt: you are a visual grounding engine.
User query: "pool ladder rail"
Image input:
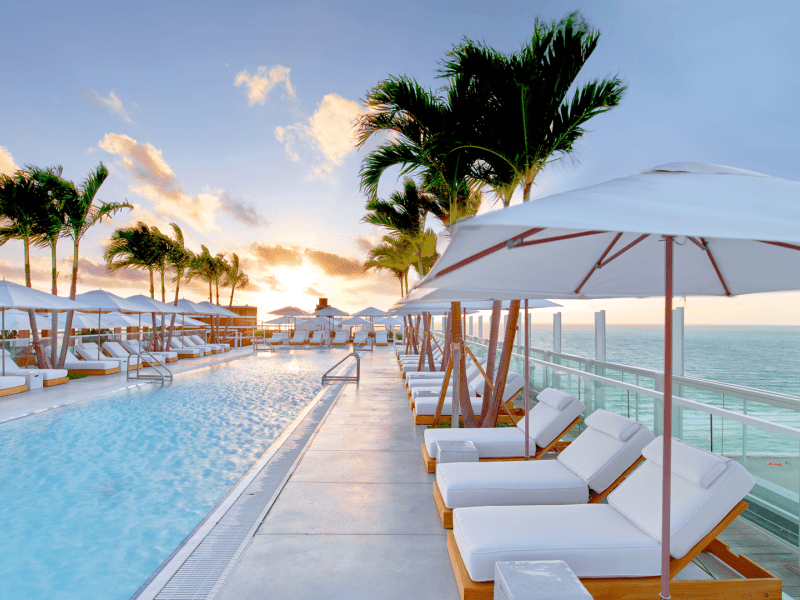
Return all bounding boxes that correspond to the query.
[252,336,276,353]
[354,338,373,352]
[127,350,174,384]
[321,352,360,385]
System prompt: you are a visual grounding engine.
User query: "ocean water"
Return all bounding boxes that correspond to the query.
[0,349,347,600]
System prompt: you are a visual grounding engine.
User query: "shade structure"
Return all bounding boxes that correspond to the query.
[44,311,123,330]
[376,316,403,327]
[270,306,310,317]
[265,316,294,325]
[73,290,142,313]
[175,298,206,314]
[154,314,205,327]
[195,301,240,318]
[126,295,183,314]
[297,316,329,327]
[338,316,369,327]
[99,312,142,328]
[352,307,388,317]
[415,162,800,598]
[314,305,348,317]
[0,281,90,310]
[393,298,560,311]
[0,309,50,330]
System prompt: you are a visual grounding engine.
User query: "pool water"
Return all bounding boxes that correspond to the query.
[0,350,344,600]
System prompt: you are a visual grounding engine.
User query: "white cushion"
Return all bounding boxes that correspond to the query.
[536,388,573,410]
[414,396,484,416]
[0,375,27,389]
[453,504,660,582]
[437,460,588,508]
[557,412,654,492]
[642,436,727,488]
[584,409,641,441]
[608,437,755,559]
[516,394,585,449]
[424,428,528,459]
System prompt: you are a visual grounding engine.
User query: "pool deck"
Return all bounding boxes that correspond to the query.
[214,345,800,600]
[0,346,254,424]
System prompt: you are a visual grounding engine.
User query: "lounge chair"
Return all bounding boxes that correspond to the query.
[102,341,169,367]
[76,342,141,371]
[412,372,526,425]
[447,436,780,600]
[0,375,27,396]
[168,338,206,357]
[289,331,309,345]
[352,331,368,346]
[309,331,324,345]
[407,360,487,405]
[119,339,179,362]
[422,387,585,472]
[401,349,443,374]
[331,331,349,345]
[0,350,69,387]
[181,336,222,354]
[189,334,230,351]
[375,331,388,346]
[63,350,121,375]
[433,410,654,527]
[269,332,288,345]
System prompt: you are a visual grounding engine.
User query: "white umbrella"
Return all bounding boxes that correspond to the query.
[72,291,146,358]
[126,295,183,314]
[353,306,388,332]
[195,301,240,318]
[415,162,800,598]
[270,306,311,331]
[0,309,50,330]
[339,316,370,326]
[315,305,349,334]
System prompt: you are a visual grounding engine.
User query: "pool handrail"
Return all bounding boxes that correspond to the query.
[321,352,360,385]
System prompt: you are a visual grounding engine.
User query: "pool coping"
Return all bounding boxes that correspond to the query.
[130,357,357,600]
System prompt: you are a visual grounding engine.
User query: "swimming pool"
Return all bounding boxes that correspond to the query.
[0,349,346,600]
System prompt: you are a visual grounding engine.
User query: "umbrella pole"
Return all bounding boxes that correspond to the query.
[524,299,529,460]
[661,236,674,600]
[98,310,101,360]
[2,309,5,376]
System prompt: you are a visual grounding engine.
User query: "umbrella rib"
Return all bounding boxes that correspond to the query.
[597,234,649,268]
[515,230,606,248]
[699,237,731,296]
[759,240,800,252]
[574,232,623,294]
[434,227,544,279]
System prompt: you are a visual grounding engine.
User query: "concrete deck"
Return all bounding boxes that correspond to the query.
[216,346,459,600]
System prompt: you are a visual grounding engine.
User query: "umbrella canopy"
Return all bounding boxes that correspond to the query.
[99,312,142,328]
[376,316,403,327]
[352,306,388,317]
[393,298,560,311]
[338,316,370,327]
[270,306,310,317]
[175,298,206,314]
[314,305,349,317]
[0,309,50,330]
[73,290,142,313]
[153,314,205,327]
[414,162,800,598]
[45,311,121,330]
[195,301,240,318]
[0,280,90,310]
[265,316,294,325]
[126,295,183,314]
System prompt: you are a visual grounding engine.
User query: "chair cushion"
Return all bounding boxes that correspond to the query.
[424,427,528,459]
[437,460,588,508]
[414,396,483,416]
[0,375,27,389]
[516,394,585,449]
[453,504,660,582]
[608,437,755,559]
[557,412,654,492]
[536,388,573,410]
[584,409,641,441]
[642,436,726,488]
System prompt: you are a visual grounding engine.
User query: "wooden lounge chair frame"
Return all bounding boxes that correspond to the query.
[446,500,781,600]
[66,367,120,376]
[422,416,581,473]
[0,384,28,396]
[433,454,644,528]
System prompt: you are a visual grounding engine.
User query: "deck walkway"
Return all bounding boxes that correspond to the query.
[215,345,800,600]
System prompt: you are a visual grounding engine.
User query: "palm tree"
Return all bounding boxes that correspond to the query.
[221,253,249,341]
[363,235,412,297]
[58,163,131,367]
[164,223,194,349]
[440,12,626,204]
[354,74,485,228]
[105,222,161,298]
[211,253,230,305]
[148,227,172,303]
[0,170,53,367]
[187,246,217,303]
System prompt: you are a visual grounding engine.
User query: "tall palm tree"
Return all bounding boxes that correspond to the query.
[211,253,230,305]
[221,253,249,341]
[105,222,161,298]
[187,246,217,303]
[363,235,412,297]
[148,226,172,303]
[164,223,194,348]
[0,170,53,367]
[440,12,626,204]
[58,163,131,367]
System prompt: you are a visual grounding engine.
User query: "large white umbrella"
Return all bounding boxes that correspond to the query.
[314,305,348,334]
[73,291,146,358]
[353,306,388,333]
[339,316,370,326]
[195,301,240,318]
[126,295,183,314]
[415,162,800,597]
[0,309,50,330]
[270,306,311,331]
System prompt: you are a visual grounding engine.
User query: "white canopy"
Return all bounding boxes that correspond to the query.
[265,316,294,325]
[74,290,142,312]
[315,305,349,317]
[195,301,240,318]
[126,295,183,314]
[0,309,50,330]
[419,163,800,298]
[270,306,310,317]
[352,306,388,317]
[0,280,90,310]
[338,316,369,327]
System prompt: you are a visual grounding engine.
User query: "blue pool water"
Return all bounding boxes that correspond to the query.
[0,350,345,600]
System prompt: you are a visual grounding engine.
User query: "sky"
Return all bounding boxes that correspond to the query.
[1,0,799,325]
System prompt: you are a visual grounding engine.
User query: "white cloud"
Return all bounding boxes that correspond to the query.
[275,93,364,178]
[79,88,133,123]
[0,146,19,175]
[234,65,295,105]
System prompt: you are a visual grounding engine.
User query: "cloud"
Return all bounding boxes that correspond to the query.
[249,243,304,268]
[0,145,19,175]
[234,65,295,105]
[98,133,261,231]
[79,88,133,123]
[354,235,378,255]
[304,248,365,278]
[260,274,284,293]
[275,93,364,178]
[218,191,268,227]
[303,286,324,297]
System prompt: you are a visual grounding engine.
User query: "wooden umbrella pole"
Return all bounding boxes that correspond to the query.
[479,300,502,425]
[416,330,427,372]
[465,345,494,392]
[451,301,478,428]
[425,313,436,371]
[483,300,520,428]
[432,354,453,427]
[661,236,674,600]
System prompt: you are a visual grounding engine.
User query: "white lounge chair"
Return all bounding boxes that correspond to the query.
[119,339,179,362]
[352,331,368,346]
[434,410,655,527]
[413,372,526,425]
[375,331,388,346]
[0,375,28,396]
[63,349,120,375]
[289,331,309,345]
[331,331,349,345]
[102,341,166,367]
[181,336,222,354]
[189,334,229,351]
[269,332,288,345]
[407,360,488,404]
[309,331,325,345]
[448,437,778,600]
[0,350,69,387]
[168,338,206,357]
[76,342,141,371]
[422,387,585,472]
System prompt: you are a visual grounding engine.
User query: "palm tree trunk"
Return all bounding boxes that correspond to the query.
[222,278,237,344]
[479,300,502,425]
[215,281,220,305]
[167,271,180,351]
[160,268,166,303]
[23,237,48,369]
[208,280,212,303]
[58,239,80,368]
[483,300,521,427]
[149,268,154,299]
[50,243,58,367]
